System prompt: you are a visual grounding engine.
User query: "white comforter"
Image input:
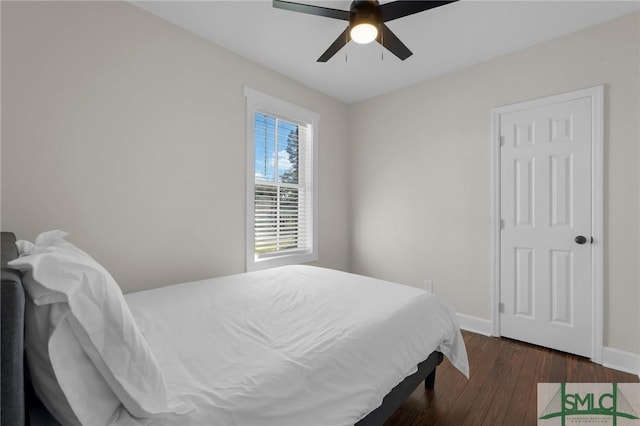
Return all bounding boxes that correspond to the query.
[115,265,468,426]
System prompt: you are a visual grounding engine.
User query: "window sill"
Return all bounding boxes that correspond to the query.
[247,252,318,272]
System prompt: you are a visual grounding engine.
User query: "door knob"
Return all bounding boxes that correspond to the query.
[575,235,588,245]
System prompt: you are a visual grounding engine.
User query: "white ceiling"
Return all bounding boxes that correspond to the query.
[131,0,640,104]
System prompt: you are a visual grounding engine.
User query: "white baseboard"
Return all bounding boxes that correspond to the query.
[602,346,640,377]
[456,313,493,336]
[455,314,640,377]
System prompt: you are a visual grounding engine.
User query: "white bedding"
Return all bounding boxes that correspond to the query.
[115,265,469,426]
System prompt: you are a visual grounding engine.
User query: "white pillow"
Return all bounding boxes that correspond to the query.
[24,291,121,425]
[10,231,190,420]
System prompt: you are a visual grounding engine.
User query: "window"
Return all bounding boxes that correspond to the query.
[245,87,318,271]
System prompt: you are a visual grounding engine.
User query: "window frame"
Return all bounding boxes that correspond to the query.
[244,87,319,272]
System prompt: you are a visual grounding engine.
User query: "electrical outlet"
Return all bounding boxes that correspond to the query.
[423,279,434,293]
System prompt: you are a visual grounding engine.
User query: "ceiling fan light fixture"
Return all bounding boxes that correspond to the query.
[350,22,378,44]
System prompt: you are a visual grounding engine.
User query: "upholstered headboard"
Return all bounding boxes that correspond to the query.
[1,232,26,426]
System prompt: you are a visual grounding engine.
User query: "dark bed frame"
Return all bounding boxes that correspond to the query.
[1,231,443,426]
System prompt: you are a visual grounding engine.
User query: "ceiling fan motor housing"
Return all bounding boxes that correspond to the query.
[350,0,381,30]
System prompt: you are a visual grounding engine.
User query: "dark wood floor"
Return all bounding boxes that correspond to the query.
[384,330,639,426]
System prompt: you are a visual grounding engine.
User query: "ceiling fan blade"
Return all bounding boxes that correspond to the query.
[317,27,350,62]
[273,0,350,21]
[379,1,458,22]
[378,24,412,61]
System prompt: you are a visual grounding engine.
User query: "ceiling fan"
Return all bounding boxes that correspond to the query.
[272,0,458,62]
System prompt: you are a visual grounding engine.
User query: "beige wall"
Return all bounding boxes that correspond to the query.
[2,2,638,356]
[1,1,350,292]
[348,12,640,354]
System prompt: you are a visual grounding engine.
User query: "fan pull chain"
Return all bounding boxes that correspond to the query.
[345,30,349,62]
[380,26,384,61]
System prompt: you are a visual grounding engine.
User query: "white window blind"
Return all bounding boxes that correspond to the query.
[245,88,318,271]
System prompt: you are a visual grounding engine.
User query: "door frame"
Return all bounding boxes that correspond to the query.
[490,85,604,363]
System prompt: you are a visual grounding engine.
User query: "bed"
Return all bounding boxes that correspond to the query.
[1,231,468,426]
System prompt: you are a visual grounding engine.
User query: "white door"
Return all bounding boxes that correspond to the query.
[499,95,593,357]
